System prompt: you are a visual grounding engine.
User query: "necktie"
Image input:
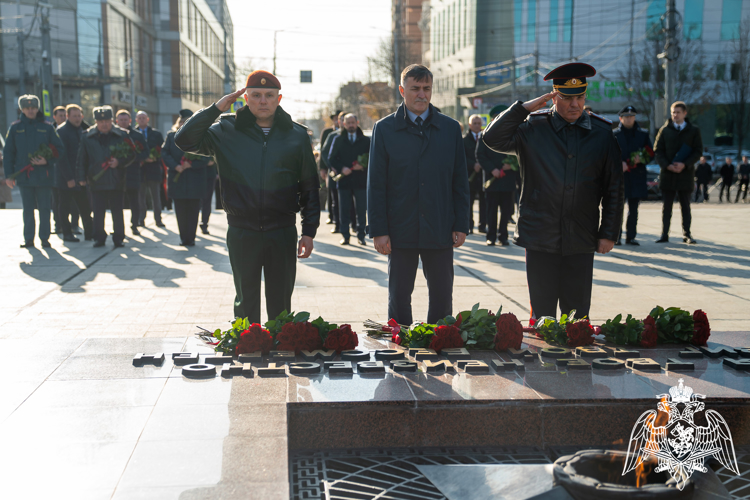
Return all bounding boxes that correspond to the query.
[416,116,423,133]
[350,133,355,143]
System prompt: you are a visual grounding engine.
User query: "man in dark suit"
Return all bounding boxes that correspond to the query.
[368,64,470,324]
[463,114,486,234]
[134,111,165,228]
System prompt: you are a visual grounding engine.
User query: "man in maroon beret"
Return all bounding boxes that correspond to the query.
[175,70,320,323]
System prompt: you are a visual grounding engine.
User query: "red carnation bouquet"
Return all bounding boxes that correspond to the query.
[484,155,519,188]
[235,323,274,355]
[494,312,524,351]
[640,315,658,348]
[275,321,322,353]
[324,324,359,352]
[429,324,464,353]
[691,309,710,346]
[174,152,205,182]
[626,145,654,170]
[534,311,594,347]
[148,145,162,161]
[92,141,135,182]
[8,143,59,180]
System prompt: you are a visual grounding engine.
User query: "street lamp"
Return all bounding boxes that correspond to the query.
[272,27,300,74]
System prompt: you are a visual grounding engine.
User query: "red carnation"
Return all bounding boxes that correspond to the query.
[324,324,359,352]
[236,323,273,355]
[392,333,402,345]
[454,313,463,329]
[640,315,657,348]
[566,319,595,347]
[691,310,711,346]
[429,325,463,353]
[494,313,523,351]
[50,144,60,158]
[276,321,321,353]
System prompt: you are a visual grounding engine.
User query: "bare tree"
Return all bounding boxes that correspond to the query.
[723,18,750,157]
[234,58,255,89]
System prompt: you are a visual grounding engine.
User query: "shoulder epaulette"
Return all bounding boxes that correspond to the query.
[219,112,236,120]
[292,120,309,130]
[589,112,612,125]
[10,120,20,126]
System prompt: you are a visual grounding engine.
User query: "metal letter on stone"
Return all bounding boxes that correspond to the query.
[678,347,704,359]
[491,359,525,372]
[257,363,287,376]
[133,353,165,367]
[357,361,386,373]
[374,349,405,361]
[172,353,199,366]
[625,358,661,371]
[603,347,640,359]
[456,360,490,373]
[289,362,321,375]
[723,358,750,371]
[181,363,217,379]
[340,350,370,362]
[423,359,456,373]
[390,360,418,372]
[592,357,626,370]
[300,349,336,362]
[408,348,438,361]
[270,351,296,364]
[220,363,254,378]
[204,353,233,365]
[238,352,263,363]
[665,358,695,371]
[507,347,535,359]
[735,348,750,358]
[556,358,591,370]
[699,346,738,359]
[575,346,608,358]
[324,361,353,374]
[441,347,471,360]
[540,347,572,359]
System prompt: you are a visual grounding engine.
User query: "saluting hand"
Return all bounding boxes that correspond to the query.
[216,88,246,113]
[523,91,559,112]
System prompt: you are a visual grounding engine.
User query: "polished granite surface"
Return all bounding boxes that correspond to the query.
[2,332,749,498]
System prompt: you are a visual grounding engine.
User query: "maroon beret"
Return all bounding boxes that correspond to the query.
[245,70,281,90]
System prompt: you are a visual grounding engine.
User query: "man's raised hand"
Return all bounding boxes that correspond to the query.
[522,91,559,112]
[216,88,246,113]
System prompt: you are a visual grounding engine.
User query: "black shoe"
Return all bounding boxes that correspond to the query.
[614,240,622,246]
[93,241,105,248]
[72,227,82,235]
[326,218,333,224]
[62,234,80,242]
[357,238,366,246]
[339,239,350,245]
[180,241,195,247]
[114,242,125,248]
[625,239,640,246]
[331,226,339,234]
[500,240,510,246]
[683,236,697,244]
[41,241,51,248]
[131,227,140,236]
[656,236,669,243]
[478,226,487,234]
[200,226,209,235]
[20,242,34,248]
[486,240,495,246]
[155,222,166,228]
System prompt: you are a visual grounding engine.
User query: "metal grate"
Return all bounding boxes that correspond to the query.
[290,447,551,500]
[712,454,750,500]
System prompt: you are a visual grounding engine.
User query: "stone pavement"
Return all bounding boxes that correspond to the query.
[0,198,749,338]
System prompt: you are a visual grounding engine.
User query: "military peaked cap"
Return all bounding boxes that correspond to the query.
[544,63,596,96]
[179,109,194,119]
[619,105,637,116]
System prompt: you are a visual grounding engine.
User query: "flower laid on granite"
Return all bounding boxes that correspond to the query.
[236,323,274,355]
[494,312,523,351]
[453,303,497,350]
[691,310,711,346]
[364,318,406,338]
[211,317,252,354]
[276,321,322,353]
[429,325,464,353]
[566,319,596,348]
[324,324,359,352]
[650,306,694,344]
[640,315,658,348]
[397,323,436,349]
[600,313,644,346]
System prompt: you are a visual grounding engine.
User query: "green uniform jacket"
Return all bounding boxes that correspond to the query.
[3,112,64,187]
[654,119,703,192]
[76,125,136,191]
[163,130,208,199]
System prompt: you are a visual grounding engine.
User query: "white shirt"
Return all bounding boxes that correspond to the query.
[405,106,430,125]
[349,132,356,143]
[473,132,480,141]
[674,121,686,131]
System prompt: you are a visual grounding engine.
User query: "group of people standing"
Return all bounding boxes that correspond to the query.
[2,96,218,248]
[715,155,750,203]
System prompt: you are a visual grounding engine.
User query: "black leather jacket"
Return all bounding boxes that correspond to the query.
[175,104,320,237]
[483,102,623,255]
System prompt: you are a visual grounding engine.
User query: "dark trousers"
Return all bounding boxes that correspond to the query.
[227,225,297,324]
[174,198,201,245]
[214,178,223,209]
[126,187,140,228]
[19,186,52,244]
[526,250,594,320]
[338,188,366,241]
[59,188,92,238]
[51,187,61,232]
[388,247,454,325]
[139,181,162,224]
[486,191,514,243]
[329,185,339,226]
[660,189,692,237]
[736,178,749,202]
[719,180,733,202]
[469,183,486,230]
[617,197,640,242]
[201,176,215,227]
[694,182,709,202]
[92,190,124,245]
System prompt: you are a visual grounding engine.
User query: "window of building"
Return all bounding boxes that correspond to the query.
[716,63,726,80]
[549,0,559,42]
[731,62,740,80]
[647,0,666,40]
[514,0,523,42]
[721,0,742,40]
[563,0,572,42]
[683,0,703,40]
[527,0,536,42]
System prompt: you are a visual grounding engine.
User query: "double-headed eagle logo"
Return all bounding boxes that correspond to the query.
[623,378,739,490]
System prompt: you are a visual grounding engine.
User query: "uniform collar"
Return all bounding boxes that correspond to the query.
[551,108,591,132]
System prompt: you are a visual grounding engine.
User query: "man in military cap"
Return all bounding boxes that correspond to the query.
[613,105,652,246]
[3,95,65,248]
[76,106,136,248]
[483,63,623,322]
[175,70,320,324]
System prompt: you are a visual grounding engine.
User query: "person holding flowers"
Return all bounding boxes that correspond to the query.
[3,94,64,248]
[163,111,209,247]
[76,106,137,248]
[613,105,653,246]
[175,70,320,324]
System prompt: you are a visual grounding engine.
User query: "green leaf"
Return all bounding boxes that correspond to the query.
[292,311,310,323]
[471,303,480,315]
[466,340,478,345]
[461,331,468,342]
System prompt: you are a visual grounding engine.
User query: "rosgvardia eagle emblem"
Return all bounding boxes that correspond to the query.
[623,378,739,490]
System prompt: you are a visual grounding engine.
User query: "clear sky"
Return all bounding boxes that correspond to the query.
[225,0,393,120]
